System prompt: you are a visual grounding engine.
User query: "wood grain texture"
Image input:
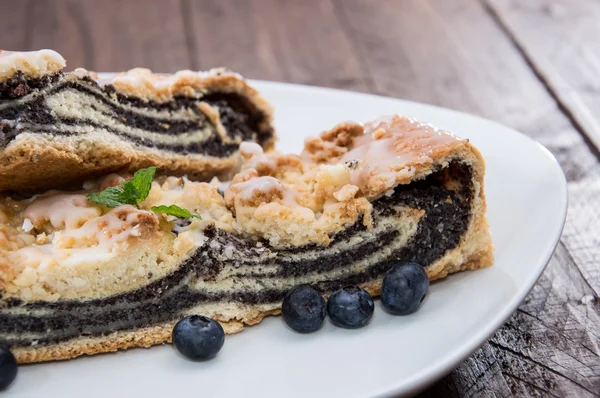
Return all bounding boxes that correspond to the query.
[486,0,600,156]
[185,0,369,90]
[27,0,190,72]
[0,0,598,396]
[333,0,600,396]
[0,0,30,50]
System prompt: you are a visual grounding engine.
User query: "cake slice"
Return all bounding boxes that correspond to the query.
[0,49,275,192]
[0,115,493,363]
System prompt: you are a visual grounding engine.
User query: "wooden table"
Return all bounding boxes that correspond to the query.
[2,0,599,396]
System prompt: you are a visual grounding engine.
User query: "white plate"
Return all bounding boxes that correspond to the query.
[11,81,567,397]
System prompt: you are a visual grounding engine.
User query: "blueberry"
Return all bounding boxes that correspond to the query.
[282,285,326,333]
[172,315,225,360]
[381,262,429,315]
[0,346,17,391]
[327,286,374,329]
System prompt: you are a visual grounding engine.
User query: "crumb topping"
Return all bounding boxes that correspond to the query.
[0,49,66,82]
[222,114,467,245]
[106,67,245,103]
[0,114,472,298]
[24,193,101,231]
[303,115,466,197]
[0,50,273,129]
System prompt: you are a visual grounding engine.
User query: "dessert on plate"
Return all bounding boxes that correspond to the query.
[0,49,275,192]
[0,114,493,363]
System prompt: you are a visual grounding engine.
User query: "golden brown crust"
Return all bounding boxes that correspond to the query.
[303,122,364,164]
[5,113,493,363]
[0,135,133,193]
[0,134,274,193]
[12,308,284,364]
[0,50,66,81]
[303,115,471,199]
[12,245,492,364]
[13,321,239,364]
[0,58,275,193]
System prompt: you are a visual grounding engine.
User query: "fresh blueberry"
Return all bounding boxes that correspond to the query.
[381,262,429,315]
[0,346,17,391]
[327,286,374,329]
[172,315,225,360]
[282,285,326,333]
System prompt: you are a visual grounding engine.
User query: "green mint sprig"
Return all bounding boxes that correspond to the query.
[87,167,201,220]
[151,205,201,219]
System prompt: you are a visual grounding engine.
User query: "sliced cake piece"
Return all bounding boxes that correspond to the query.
[0,115,493,363]
[0,49,274,192]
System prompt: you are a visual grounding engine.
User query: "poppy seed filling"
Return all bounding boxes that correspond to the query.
[0,162,472,348]
[0,73,272,157]
[0,65,493,363]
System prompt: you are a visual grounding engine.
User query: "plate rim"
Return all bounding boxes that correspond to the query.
[25,77,570,397]
[254,80,569,396]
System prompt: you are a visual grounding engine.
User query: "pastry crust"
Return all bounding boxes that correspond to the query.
[2,114,493,363]
[0,134,248,193]
[0,50,65,81]
[0,51,275,192]
[11,247,492,364]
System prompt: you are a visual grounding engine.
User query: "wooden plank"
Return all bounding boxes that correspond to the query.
[486,0,600,156]
[334,0,600,396]
[0,0,30,50]
[488,243,600,396]
[485,0,600,301]
[28,0,190,72]
[185,0,369,90]
[421,253,600,393]
[419,344,514,397]
[1,0,598,395]
[183,0,284,81]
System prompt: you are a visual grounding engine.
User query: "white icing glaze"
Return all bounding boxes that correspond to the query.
[142,177,234,234]
[107,67,239,102]
[239,141,283,173]
[239,141,264,158]
[21,218,34,233]
[225,176,298,208]
[54,205,146,249]
[341,115,464,193]
[112,68,194,90]
[229,176,279,201]
[9,206,155,277]
[98,173,127,191]
[24,193,101,230]
[0,49,66,81]
[72,67,98,80]
[0,113,470,279]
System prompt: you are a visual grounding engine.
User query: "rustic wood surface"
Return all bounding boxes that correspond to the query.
[1,0,599,396]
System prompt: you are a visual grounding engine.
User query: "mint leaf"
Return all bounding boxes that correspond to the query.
[129,167,156,204]
[87,167,156,208]
[87,190,123,208]
[151,205,201,219]
[88,167,198,218]
[87,186,138,208]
